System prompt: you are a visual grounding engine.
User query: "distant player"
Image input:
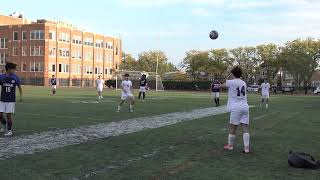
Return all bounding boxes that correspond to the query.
[117,74,134,113]
[0,63,23,136]
[96,75,104,100]
[221,66,250,154]
[211,79,221,106]
[138,74,148,102]
[260,79,270,109]
[50,75,57,95]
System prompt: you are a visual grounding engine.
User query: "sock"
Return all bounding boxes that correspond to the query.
[243,133,250,148]
[217,98,220,105]
[117,106,121,111]
[266,104,269,108]
[7,119,12,131]
[143,92,145,100]
[228,134,236,145]
[214,98,217,105]
[138,92,142,99]
[130,105,133,109]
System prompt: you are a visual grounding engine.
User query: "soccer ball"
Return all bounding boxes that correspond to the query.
[209,30,219,40]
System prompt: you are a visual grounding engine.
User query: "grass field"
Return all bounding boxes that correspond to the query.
[0,86,320,180]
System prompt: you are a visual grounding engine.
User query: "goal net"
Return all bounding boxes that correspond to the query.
[116,70,164,91]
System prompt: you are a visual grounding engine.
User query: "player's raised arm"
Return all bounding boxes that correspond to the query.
[220,73,233,88]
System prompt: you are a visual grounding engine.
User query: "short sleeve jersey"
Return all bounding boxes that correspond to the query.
[96,79,104,89]
[226,79,249,110]
[261,83,270,95]
[211,82,221,92]
[0,73,21,102]
[140,78,147,87]
[51,78,57,85]
[121,80,132,93]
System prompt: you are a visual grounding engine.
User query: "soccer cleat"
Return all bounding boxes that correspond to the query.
[242,146,250,154]
[129,108,134,113]
[223,144,234,150]
[142,99,145,102]
[4,130,13,136]
[266,104,269,109]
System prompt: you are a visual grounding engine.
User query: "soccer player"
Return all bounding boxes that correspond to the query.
[138,74,148,102]
[117,74,134,113]
[221,66,250,154]
[260,79,270,109]
[211,79,221,106]
[0,63,23,136]
[50,75,57,95]
[96,75,104,100]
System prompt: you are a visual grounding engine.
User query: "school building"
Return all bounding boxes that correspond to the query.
[0,13,122,86]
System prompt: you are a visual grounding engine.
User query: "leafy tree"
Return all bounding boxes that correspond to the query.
[181,50,209,79]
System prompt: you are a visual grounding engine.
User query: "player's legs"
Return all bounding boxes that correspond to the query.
[142,92,146,101]
[240,107,250,153]
[52,86,56,94]
[212,93,217,105]
[0,112,6,133]
[260,97,265,107]
[265,95,269,109]
[225,110,241,150]
[5,113,13,136]
[98,91,102,99]
[129,96,135,112]
[138,91,142,100]
[215,92,220,106]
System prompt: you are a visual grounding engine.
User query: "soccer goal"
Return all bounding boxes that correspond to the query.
[115,70,164,91]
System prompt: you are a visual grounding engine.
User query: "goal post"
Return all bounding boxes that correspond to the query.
[115,70,164,91]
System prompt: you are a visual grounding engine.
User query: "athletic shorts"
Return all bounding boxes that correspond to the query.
[52,85,57,90]
[261,93,270,99]
[140,86,146,92]
[121,92,134,100]
[212,92,220,98]
[229,106,249,125]
[0,102,15,114]
[97,87,103,92]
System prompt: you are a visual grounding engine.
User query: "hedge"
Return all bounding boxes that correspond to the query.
[162,80,213,91]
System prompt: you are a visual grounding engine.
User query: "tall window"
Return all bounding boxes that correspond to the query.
[72,36,82,44]
[0,38,8,49]
[85,66,92,74]
[59,33,70,42]
[12,47,18,56]
[49,31,56,40]
[22,46,27,56]
[72,49,81,59]
[49,63,56,72]
[58,64,69,73]
[0,53,7,65]
[30,30,44,40]
[106,42,113,49]
[84,38,93,46]
[30,46,44,56]
[13,31,18,41]
[22,31,27,40]
[109,68,113,75]
[30,62,43,72]
[95,40,103,48]
[21,62,27,72]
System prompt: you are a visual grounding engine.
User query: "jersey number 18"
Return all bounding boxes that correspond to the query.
[237,86,246,96]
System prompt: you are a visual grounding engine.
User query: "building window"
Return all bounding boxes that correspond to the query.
[85,66,92,74]
[95,40,103,48]
[13,31,18,41]
[95,52,103,61]
[105,68,108,75]
[21,62,27,72]
[72,64,81,74]
[30,30,44,40]
[84,38,93,46]
[72,36,82,44]
[84,52,92,60]
[72,49,81,59]
[59,33,70,42]
[22,46,27,56]
[12,47,18,56]
[49,48,56,57]
[22,31,27,40]
[49,63,56,72]
[58,64,69,73]
[116,46,119,55]
[59,48,70,57]
[106,42,113,49]
[109,68,113,75]
[49,31,56,40]
[0,38,8,49]
[0,53,8,65]
[30,46,44,56]
[30,62,43,72]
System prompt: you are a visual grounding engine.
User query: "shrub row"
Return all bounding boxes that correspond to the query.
[162,80,213,91]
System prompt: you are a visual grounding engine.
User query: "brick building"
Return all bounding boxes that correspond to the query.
[0,14,122,86]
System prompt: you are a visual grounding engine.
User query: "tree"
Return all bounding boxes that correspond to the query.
[181,50,209,79]
[208,48,234,77]
[256,44,281,83]
[230,47,260,83]
[119,53,139,71]
[279,38,320,86]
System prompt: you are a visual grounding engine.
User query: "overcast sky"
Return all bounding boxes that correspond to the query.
[1,0,320,65]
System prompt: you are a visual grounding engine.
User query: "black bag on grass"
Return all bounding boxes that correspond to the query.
[288,151,320,169]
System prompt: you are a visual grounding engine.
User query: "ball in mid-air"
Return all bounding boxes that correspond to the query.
[209,30,219,40]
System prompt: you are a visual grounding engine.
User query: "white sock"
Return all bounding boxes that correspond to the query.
[243,133,250,148]
[130,105,133,109]
[117,106,121,110]
[228,134,236,145]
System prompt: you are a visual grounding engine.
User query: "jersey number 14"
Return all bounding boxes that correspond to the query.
[237,86,246,96]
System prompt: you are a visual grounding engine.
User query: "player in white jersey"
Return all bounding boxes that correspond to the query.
[117,74,135,112]
[221,66,250,154]
[96,75,104,100]
[260,79,270,109]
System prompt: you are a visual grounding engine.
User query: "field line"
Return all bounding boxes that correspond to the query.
[0,105,236,160]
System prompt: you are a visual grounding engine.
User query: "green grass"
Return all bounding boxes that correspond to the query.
[1,86,320,180]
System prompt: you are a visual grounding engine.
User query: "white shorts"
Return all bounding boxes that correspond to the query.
[212,92,220,98]
[52,85,57,90]
[229,106,249,125]
[261,93,270,99]
[97,87,103,92]
[140,86,147,93]
[121,92,134,100]
[0,102,15,114]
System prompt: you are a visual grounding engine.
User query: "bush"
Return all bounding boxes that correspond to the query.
[163,80,213,91]
[105,79,116,88]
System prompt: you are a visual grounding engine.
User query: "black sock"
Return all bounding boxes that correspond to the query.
[214,98,217,105]
[143,92,145,100]
[217,98,220,105]
[7,120,12,130]
[138,92,142,99]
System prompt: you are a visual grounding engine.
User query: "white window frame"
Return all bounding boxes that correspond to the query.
[13,31,19,41]
[0,53,7,65]
[22,31,27,41]
[30,46,44,56]
[0,38,8,49]
[22,46,27,56]
[49,31,56,40]
[30,62,43,72]
[30,30,44,40]
[21,62,28,72]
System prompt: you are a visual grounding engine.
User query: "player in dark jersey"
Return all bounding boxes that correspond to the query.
[0,63,23,136]
[50,75,57,95]
[138,74,148,102]
[211,79,221,106]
